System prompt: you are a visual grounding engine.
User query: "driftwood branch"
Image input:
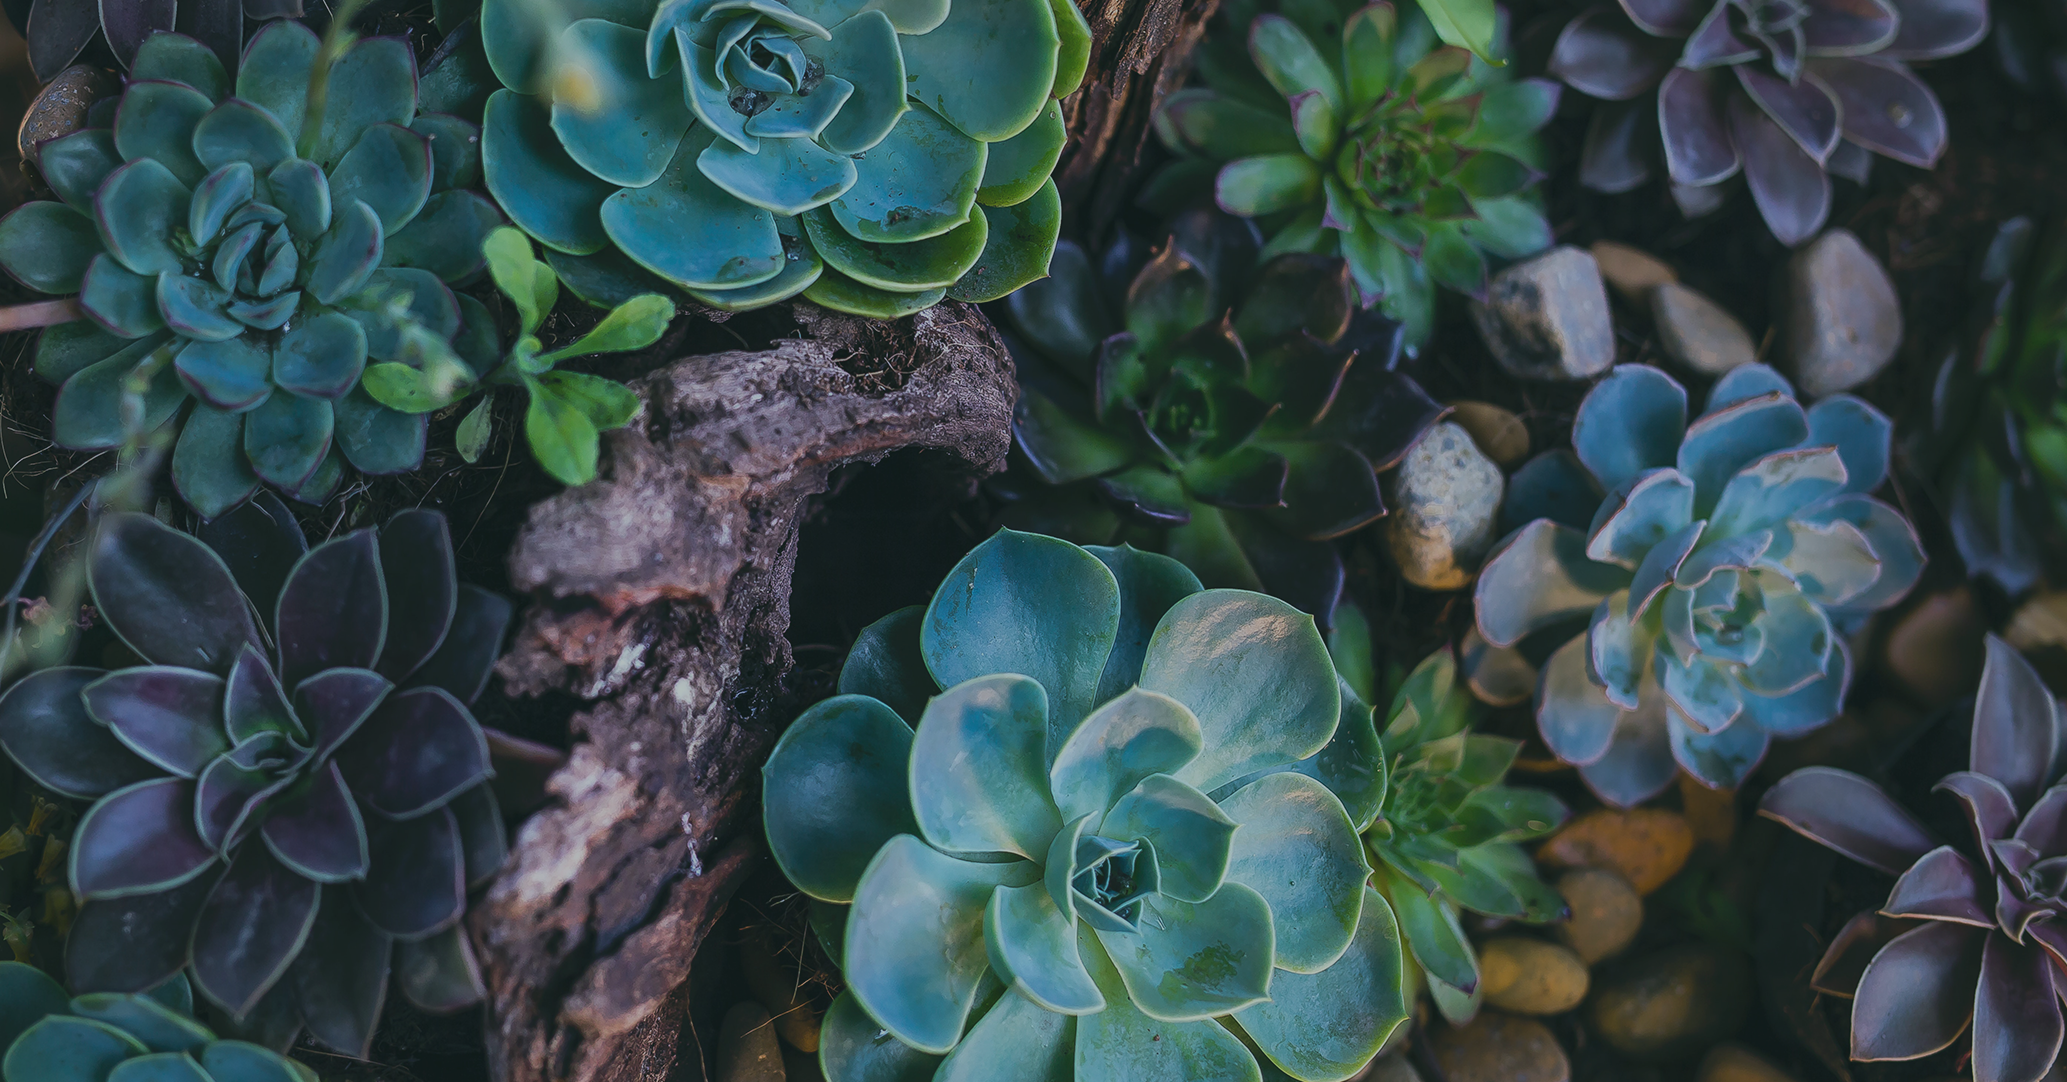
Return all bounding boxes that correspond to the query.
[469,304,1015,1082]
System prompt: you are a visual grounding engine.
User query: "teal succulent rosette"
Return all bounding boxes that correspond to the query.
[763,530,1411,1082]
[478,0,1084,318]
[0,25,502,518]
[1471,364,1926,806]
[0,963,311,1082]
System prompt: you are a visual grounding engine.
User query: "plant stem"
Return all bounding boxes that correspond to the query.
[0,298,84,332]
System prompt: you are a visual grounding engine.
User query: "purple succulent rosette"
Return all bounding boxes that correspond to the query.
[1760,637,2067,1082]
[1547,0,1989,243]
[1472,363,1925,805]
[0,503,512,1057]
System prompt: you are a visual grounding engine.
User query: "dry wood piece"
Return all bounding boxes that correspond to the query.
[471,303,1015,1082]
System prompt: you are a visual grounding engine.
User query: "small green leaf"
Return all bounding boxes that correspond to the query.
[456,397,492,463]
[535,371,640,430]
[360,362,458,414]
[524,381,600,485]
[1419,0,1504,64]
[538,294,674,363]
[483,226,548,333]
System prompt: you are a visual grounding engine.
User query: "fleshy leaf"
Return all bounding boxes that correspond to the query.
[0,667,160,799]
[91,512,259,672]
[1759,767,1939,874]
[1218,772,1366,973]
[71,778,217,899]
[1237,887,1409,1081]
[1047,688,1202,825]
[335,687,490,819]
[985,882,1103,1014]
[911,674,1062,859]
[1073,931,1263,1082]
[354,807,466,938]
[189,846,320,1017]
[1098,774,1238,904]
[1094,881,1275,1021]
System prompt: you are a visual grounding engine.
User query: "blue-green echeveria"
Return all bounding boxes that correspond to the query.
[763,529,1410,1082]
[477,0,1085,318]
[1471,364,1925,805]
[0,25,503,518]
[1,963,312,1082]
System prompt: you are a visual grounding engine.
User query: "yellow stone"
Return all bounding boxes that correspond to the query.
[1676,773,1737,850]
[1445,400,1530,467]
[1591,241,1677,306]
[1536,808,1693,895]
[1430,1012,1571,1082]
[1478,937,1589,1015]
[1697,1042,1800,1082]
[1553,867,1643,964]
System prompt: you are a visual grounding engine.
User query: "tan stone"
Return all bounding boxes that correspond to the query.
[1479,937,1590,1015]
[739,925,821,1053]
[1591,241,1678,306]
[1652,283,1757,375]
[1536,808,1694,895]
[717,1002,787,1082]
[1697,1041,1800,1082]
[1382,422,1504,590]
[1553,867,1643,964]
[1587,943,1754,1061]
[1429,1012,1571,1082]
[1445,400,1530,467]
[1677,773,1738,850]
[1884,587,1986,706]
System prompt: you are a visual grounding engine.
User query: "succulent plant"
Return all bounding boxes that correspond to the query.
[1150,0,1558,348]
[1,0,296,80]
[2,963,314,1082]
[0,21,503,519]
[1472,363,1925,805]
[475,0,1085,318]
[0,505,511,1056]
[1760,637,2067,1082]
[764,529,1411,1082]
[996,210,1446,625]
[362,226,664,486]
[1915,217,2067,596]
[1547,0,1989,245]
[1333,624,1569,1023]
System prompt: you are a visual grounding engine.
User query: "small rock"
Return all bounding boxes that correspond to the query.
[1782,229,1901,397]
[1651,283,1757,375]
[1553,868,1643,965]
[1382,422,1505,590]
[1591,241,1677,306]
[1446,400,1530,467]
[1697,1042,1800,1082]
[717,1002,787,1082]
[1587,943,1754,1061]
[1883,587,1985,706]
[1429,1011,1571,1082]
[1478,937,1589,1015]
[1676,773,1738,850]
[1356,1053,1423,1082]
[1471,247,1615,381]
[18,65,116,161]
[1536,808,1693,895]
[739,926,821,1052]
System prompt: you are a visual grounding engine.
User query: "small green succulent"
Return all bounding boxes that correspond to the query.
[1329,610,1569,1024]
[997,211,1446,625]
[0,23,503,518]
[764,529,1411,1082]
[476,0,1085,318]
[1,963,314,1082]
[361,227,663,486]
[1151,0,1557,348]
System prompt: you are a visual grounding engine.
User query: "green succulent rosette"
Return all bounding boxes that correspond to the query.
[1327,618,1569,1024]
[477,0,1085,318]
[0,25,503,519]
[0,963,313,1082]
[1151,0,1557,348]
[764,529,1411,1082]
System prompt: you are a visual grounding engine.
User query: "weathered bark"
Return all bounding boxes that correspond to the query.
[1055,0,1220,248]
[471,303,1015,1082]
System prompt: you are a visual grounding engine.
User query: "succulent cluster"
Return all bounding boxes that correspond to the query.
[2,963,312,1082]
[996,210,1445,624]
[1761,637,2067,1082]
[362,227,663,486]
[1915,217,2067,596]
[477,0,1084,317]
[1548,0,1989,244]
[3,0,286,79]
[1153,0,1557,348]
[1473,364,1925,805]
[1343,634,1569,1023]
[0,23,504,518]
[764,529,1409,1082]
[0,505,510,1056]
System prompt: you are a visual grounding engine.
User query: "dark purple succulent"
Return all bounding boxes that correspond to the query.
[0,502,511,1057]
[1760,636,2067,1082]
[1548,0,1989,244]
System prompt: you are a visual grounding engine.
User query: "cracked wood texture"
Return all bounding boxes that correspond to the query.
[1056,0,1221,247]
[472,304,1014,1082]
